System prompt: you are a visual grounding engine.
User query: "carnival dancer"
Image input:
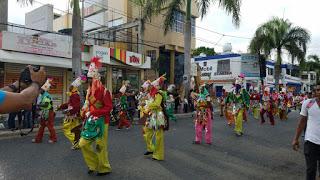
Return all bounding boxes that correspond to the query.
[32,78,57,143]
[192,84,213,144]
[271,91,280,117]
[57,75,86,149]
[278,89,289,120]
[250,89,261,120]
[219,89,227,117]
[260,87,275,125]
[224,87,235,126]
[225,74,250,136]
[137,80,151,125]
[166,84,177,122]
[78,57,113,176]
[143,75,168,161]
[116,81,131,130]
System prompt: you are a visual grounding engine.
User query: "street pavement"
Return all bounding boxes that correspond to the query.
[0,111,306,180]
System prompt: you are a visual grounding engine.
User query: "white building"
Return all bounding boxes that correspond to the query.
[194,43,261,97]
[265,60,302,94]
[301,71,317,93]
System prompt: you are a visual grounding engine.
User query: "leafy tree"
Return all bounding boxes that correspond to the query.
[192,46,215,56]
[249,17,310,90]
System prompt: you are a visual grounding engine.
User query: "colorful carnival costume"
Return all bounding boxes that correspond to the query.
[219,89,227,117]
[225,74,250,136]
[137,81,151,125]
[78,57,113,176]
[143,75,168,161]
[117,82,131,130]
[250,90,261,120]
[32,78,57,143]
[166,84,177,122]
[278,89,288,120]
[58,75,86,149]
[193,85,213,144]
[260,87,275,125]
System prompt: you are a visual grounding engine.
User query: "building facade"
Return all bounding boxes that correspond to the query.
[301,71,317,93]
[53,0,198,85]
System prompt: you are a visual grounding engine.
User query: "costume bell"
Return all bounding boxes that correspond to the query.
[32,78,57,143]
[57,75,86,149]
[192,85,213,145]
[260,87,275,125]
[143,75,168,161]
[78,57,113,176]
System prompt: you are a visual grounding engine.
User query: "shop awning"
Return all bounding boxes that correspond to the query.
[0,50,72,68]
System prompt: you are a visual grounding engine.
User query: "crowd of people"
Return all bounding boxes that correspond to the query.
[0,59,319,179]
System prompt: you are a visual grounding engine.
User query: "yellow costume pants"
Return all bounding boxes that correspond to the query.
[143,126,164,160]
[234,109,244,135]
[253,107,260,120]
[79,124,111,173]
[63,117,81,145]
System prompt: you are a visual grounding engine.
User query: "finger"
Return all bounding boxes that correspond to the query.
[28,65,35,73]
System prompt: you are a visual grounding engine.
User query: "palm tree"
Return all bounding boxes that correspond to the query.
[249,17,310,91]
[156,0,241,95]
[0,0,33,31]
[70,0,82,78]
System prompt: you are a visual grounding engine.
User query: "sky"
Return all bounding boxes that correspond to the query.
[8,0,320,62]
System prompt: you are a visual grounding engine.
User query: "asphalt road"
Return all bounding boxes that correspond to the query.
[0,111,306,180]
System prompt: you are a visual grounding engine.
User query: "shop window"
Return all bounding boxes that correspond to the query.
[267,68,274,76]
[172,11,195,36]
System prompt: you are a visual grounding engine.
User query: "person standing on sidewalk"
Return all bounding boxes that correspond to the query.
[292,84,320,180]
[32,78,57,144]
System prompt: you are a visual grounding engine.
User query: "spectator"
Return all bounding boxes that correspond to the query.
[292,84,320,180]
[7,112,17,131]
[23,110,32,129]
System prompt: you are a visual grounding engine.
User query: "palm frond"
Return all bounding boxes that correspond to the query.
[162,0,184,34]
[215,0,241,27]
[197,0,211,19]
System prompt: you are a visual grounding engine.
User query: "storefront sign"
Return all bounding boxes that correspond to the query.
[0,31,71,58]
[214,71,232,76]
[241,54,260,77]
[91,45,110,63]
[126,51,142,66]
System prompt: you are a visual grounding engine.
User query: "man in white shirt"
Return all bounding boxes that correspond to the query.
[292,84,320,180]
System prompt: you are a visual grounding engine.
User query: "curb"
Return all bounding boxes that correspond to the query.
[0,126,63,139]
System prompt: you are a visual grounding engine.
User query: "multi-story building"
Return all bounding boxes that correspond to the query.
[301,71,317,93]
[54,0,198,91]
[265,60,302,94]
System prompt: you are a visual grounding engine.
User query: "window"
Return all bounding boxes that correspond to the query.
[172,11,196,37]
[217,60,230,73]
[311,74,315,80]
[301,75,308,80]
[147,50,157,61]
[267,68,274,75]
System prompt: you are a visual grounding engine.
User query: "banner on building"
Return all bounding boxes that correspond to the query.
[241,54,260,77]
[91,45,110,63]
[0,31,71,58]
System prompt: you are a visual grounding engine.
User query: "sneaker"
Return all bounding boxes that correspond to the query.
[32,139,41,143]
[144,151,153,155]
[87,170,95,175]
[48,140,56,144]
[96,172,111,176]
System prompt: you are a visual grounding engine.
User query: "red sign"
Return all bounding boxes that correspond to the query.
[129,56,140,64]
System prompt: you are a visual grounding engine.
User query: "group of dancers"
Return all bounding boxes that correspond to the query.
[29,57,308,175]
